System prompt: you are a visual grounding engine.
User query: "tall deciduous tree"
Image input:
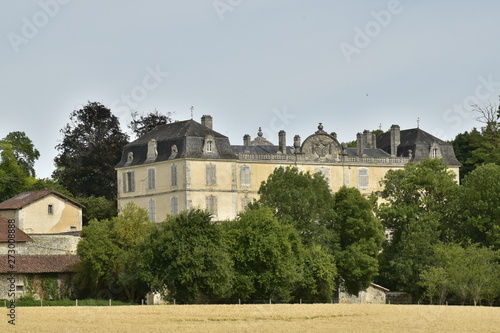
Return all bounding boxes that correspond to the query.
[140,209,234,304]
[1,131,40,177]
[332,186,384,295]
[0,143,28,202]
[454,163,500,248]
[222,207,306,302]
[254,166,335,245]
[376,158,459,297]
[76,203,154,302]
[128,109,172,139]
[53,101,129,199]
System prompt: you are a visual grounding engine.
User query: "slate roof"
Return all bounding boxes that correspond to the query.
[116,119,238,167]
[231,145,295,155]
[345,148,391,158]
[0,190,84,210]
[377,128,461,165]
[0,215,33,243]
[0,255,80,273]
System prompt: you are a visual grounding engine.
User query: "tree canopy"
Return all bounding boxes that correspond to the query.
[128,110,173,139]
[53,101,129,199]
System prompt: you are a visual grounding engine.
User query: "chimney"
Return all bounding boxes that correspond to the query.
[390,124,400,157]
[243,134,251,146]
[278,130,286,154]
[372,133,377,149]
[293,135,301,150]
[201,115,213,129]
[364,130,372,148]
[357,132,363,156]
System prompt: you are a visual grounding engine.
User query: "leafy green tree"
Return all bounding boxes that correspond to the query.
[222,207,305,302]
[451,129,482,180]
[76,196,117,226]
[376,158,459,297]
[424,243,500,305]
[0,144,29,202]
[1,131,40,177]
[53,101,129,199]
[254,166,335,245]
[454,164,500,248]
[23,178,73,197]
[128,109,173,138]
[332,186,384,295]
[296,243,337,302]
[140,209,233,304]
[419,266,449,305]
[76,203,154,302]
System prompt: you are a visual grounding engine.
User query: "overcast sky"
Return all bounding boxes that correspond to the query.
[1,1,500,178]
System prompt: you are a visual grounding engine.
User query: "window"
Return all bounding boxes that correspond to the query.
[171,164,178,187]
[123,171,135,193]
[240,165,251,187]
[241,197,252,211]
[206,195,217,217]
[149,199,156,222]
[48,204,53,215]
[16,285,24,293]
[316,167,331,188]
[206,163,216,186]
[148,168,156,190]
[432,148,438,158]
[358,168,369,190]
[204,135,216,153]
[206,141,213,152]
[171,196,178,216]
[147,139,158,161]
[70,226,77,232]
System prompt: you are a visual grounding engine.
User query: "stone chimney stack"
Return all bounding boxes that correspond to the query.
[243,134,251,146]
[293,135,301,149]
[278,130,286,154]
[357,132,363,156]
[390,124,400,157]
[372,132,377,149]
[201,115,213,129]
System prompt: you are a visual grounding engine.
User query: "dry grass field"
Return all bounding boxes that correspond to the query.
[2,303,500,332]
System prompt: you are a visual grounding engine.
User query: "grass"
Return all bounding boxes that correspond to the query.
[2,303,500,332]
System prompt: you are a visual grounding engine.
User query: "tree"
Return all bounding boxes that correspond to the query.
[140,209,233,304]
[222,207,305,302]
[1,131,40,177]
[376,158,459,296]
[128,109,172,139]
[53,101,129,199]
[423,243,500,305]
[0,143,29,202]
[76,203,154,302]
[254,166,335,245]
[76,196,118,226]
[454,164,500,249]
[332,186,384,295]
[451,129,482,180]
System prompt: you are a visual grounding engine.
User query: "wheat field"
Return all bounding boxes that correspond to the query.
[2,303,499,332]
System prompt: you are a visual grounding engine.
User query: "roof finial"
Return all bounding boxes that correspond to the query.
[417,117,420,128]
[257,127,263,137]
[190,106,194,120]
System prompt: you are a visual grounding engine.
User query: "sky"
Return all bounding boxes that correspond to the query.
[1,0,500,179]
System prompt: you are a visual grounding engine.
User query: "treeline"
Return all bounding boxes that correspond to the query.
[76,167,385,304]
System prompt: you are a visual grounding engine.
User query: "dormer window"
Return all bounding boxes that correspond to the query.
[204,135,216,154]
[127,152,134,163]
[146,139,158,161]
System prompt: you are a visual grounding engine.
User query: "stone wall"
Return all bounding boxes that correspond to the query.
[24,234,80,255]
[0,272,74,300]
[339,285,387,304]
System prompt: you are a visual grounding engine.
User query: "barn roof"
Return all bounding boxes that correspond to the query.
[0,215,33,243]
[0,190,84,210]
[0,255,80,273]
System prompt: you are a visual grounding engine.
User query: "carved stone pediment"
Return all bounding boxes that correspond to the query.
[301,133,341,161]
